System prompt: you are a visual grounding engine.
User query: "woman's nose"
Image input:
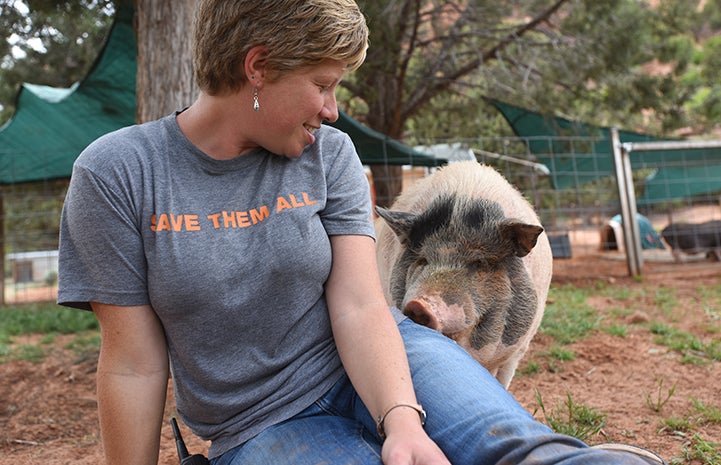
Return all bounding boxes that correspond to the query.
[321,93,339,123]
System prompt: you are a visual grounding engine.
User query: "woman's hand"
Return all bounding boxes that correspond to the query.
[380,407,450,465]
[382,430,450,465]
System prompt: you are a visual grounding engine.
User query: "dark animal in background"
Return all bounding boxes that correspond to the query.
[661,220,721,262]
[375,161,552,388]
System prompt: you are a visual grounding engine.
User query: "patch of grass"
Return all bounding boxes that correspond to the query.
[653,287,679,316]
[597,282,634,300]
[650,323,721,362]
[0,303,99,364]
[690,398,721,425]
[608,306,635,319]
[694,284,721,336]
[40,333,57,345]
[6,344,46,363]
[696,284,721,318]
[546,346,576,362]
[602,323,628,337]
[597,282,650,302]
[66,333,102,363]
[518,359,540,376]
[534,390,607,442]
[645,376,677,413]
[529,345,577,374]
[0,303,98,343]
[541,285,600,344]
[660,398,721,464]
[661,416,695,433]
[675,433,721,465]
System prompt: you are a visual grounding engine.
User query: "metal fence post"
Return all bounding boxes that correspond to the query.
[611,128,643,277]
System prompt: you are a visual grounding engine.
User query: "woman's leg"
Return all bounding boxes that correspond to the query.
[396,318,663,465]
[211,376,383,465]
[213,318,664,465]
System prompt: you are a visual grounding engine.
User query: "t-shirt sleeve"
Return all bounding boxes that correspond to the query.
[319,132,376,239]
[57,146,149,310]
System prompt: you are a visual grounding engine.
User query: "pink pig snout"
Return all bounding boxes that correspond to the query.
[402,295,471,336]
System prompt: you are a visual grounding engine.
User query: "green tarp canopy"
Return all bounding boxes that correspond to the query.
[0,7,136,185]
[326,111,445,167]
[488,98,721,205]
[0,6,443,186]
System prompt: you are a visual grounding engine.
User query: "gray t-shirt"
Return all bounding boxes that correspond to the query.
[58,113,376,457]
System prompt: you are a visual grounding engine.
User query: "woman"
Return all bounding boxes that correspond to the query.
[58,1,666,464]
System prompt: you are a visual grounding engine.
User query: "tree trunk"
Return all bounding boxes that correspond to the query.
[0,192,4,305]
[134,0,198,123]
[370,164,403,208]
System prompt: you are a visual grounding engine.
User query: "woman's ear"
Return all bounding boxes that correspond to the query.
[244,45,268,87]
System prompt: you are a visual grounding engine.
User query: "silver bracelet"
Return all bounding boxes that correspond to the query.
[376,403,427,440]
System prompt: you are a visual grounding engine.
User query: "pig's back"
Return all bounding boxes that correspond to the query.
[392,161,540,224]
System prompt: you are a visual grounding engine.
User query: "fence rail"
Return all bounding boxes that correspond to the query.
[3,134,721,304]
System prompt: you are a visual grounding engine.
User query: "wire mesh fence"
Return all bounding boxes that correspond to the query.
[1,179,67,305]
[2,135,721,304]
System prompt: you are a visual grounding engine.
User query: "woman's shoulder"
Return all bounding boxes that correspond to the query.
[82,115,172,156]
[74,115,176,172]
[315,124,353,148]
[311,124,358,165]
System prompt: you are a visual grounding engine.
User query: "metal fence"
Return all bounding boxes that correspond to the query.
[411,134,721,276]
[3,134,721,304]
[0,180,66,305]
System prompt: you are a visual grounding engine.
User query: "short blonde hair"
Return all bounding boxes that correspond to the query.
[193,0,369,95]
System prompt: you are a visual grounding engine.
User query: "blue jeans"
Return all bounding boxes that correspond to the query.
[213,319,653,464]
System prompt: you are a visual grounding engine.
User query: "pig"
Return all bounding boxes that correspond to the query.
[375,161,552,388]
[661,220,721,262]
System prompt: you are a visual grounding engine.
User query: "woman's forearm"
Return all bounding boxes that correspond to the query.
[326,235,424,437]
[330,302,417,414]
[330,302,428,442]
[92,302,170,465]
[96,364,169,465]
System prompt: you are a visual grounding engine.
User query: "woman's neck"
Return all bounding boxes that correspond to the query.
[176,91,259,160]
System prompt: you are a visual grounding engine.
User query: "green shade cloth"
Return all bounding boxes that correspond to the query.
[0,6,136,184]
[488,98,721,205]
[325,111,445,167]
[0,5,442,186]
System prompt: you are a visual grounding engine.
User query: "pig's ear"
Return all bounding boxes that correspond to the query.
[500,221,544,257]
[375,206,416,243]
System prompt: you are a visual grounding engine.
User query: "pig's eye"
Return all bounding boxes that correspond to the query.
[471,259,491,271]
[406,258,428,282]
[407,257,427,275]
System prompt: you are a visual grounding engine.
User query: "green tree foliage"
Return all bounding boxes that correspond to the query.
[4,1,721,148]
[343,0,721,143]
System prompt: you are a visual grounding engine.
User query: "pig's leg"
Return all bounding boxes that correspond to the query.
[672,249,682,262]
[495,356,521,388]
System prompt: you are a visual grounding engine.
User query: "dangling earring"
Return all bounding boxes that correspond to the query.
[253,87,260,111]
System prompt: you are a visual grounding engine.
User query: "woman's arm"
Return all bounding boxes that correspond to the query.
[91,302,170,465]
[325,234,449,465]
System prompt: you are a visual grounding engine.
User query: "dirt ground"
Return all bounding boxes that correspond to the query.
[1,250,720,464]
